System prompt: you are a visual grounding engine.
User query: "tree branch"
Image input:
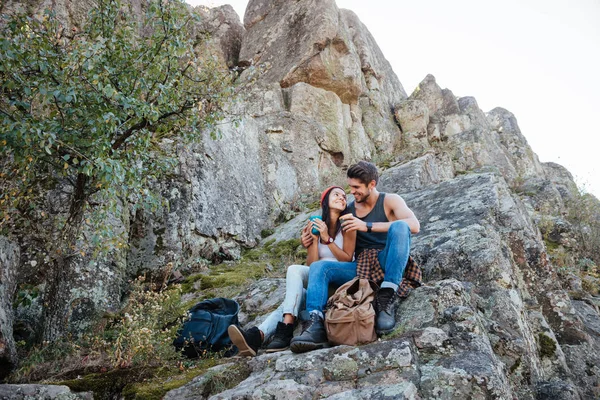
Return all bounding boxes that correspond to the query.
[111,105,190,152]
[53,95,66,126]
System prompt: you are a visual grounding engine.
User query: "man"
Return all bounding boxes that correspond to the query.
[290,160,420,353]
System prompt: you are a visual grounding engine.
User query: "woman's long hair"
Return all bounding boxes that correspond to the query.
[321,187,348,237]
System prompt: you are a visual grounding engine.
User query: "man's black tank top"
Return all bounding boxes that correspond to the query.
[347,193,388,255]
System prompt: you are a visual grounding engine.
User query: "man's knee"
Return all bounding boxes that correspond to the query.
[389,220,410,237]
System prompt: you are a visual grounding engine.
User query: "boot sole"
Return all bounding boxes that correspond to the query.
[376,327,395,336]
[265,346,289,353]
[228,325,257,357]
[290,340,329,354]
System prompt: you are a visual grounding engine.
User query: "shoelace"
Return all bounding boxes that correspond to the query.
[300,319,312,333]
[301,314,318,332]
[376,290,393,312]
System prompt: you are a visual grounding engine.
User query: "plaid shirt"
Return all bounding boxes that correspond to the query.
[356,248,422,298]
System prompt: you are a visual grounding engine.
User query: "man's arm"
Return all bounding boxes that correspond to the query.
[341,194,420,234]
[384,194,420,233]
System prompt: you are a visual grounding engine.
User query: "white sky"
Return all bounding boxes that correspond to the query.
[189,0,600,198]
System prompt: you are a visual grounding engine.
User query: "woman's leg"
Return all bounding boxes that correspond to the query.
[281,264,310,318]
[257,264,309,339]
[257,303,283,340]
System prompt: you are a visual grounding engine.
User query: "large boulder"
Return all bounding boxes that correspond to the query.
[542,162,578,202]
[340,9,407,153]
[192,4,244,68]
[486,107,546,180]
[240,0,362,104]
[395,75,553,190]
[378,152,455,194]
[400,172,597,398]
[240,0,406,154]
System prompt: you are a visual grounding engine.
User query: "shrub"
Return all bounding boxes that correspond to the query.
[104,276,187,369]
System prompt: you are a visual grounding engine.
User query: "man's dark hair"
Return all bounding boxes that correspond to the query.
[347,161,379,185]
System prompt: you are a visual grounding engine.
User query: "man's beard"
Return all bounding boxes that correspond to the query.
[355,190,370,203]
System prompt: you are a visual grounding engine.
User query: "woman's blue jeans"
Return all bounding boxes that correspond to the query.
[305,220,412,313]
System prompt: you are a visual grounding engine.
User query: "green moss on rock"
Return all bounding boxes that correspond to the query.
[307,200,321,210]
[201,363,251,397]
[263,238,277,248]
[582,278,599,295]
[181,262,267,294]
[538,333,556,358]
[509,357,521,374]
[121,361,218,400]
[59,368,155,400]
[323,356,358,381]
[270,238,302,258]
[260,229,275,238]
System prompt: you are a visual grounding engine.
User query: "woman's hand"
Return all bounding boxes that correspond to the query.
[311,218,331,242]
[301,221,317,248]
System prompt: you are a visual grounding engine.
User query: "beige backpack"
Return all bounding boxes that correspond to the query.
[324,278,378,346]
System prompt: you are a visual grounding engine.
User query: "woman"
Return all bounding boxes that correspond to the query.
[228,186,356,356]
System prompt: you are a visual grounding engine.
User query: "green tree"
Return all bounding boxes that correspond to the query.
[0,0,235,342]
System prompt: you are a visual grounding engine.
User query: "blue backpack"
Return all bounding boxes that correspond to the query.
[173,297,240,358]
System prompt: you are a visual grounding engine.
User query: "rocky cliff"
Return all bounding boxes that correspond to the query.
[0,0,599,398]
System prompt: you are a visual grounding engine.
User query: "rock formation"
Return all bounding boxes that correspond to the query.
[128,0,411,272]
[0,0,599,398]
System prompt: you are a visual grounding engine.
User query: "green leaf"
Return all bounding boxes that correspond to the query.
[0,0,234,269]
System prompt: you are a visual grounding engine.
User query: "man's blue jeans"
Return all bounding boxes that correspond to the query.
[305,221,412,313]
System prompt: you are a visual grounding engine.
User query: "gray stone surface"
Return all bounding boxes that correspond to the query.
[185,169,594,399]
[235,278,287,327]
[542,162,579,202]
[378,153,455,194]
[0,0,101,30]
[163,363,234,400]
[240,0,362,103]
[0,384,92,399]
[193,4,244,68]
[0,237,18,377]
[166,155,598,400]
[325,381,419,399]
[167,279,515,399]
